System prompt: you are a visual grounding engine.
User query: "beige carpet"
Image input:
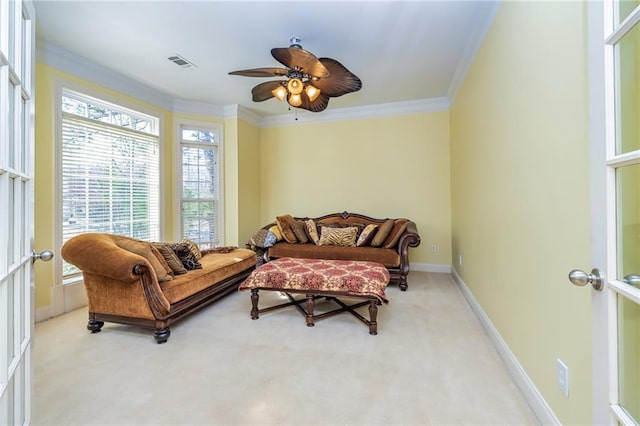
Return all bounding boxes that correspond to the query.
[33,271,539,425]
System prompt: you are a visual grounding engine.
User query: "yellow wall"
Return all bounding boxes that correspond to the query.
[34,62,172,309]
[258,112,452,266]
[450,2,592,424]
[237,119,262,247]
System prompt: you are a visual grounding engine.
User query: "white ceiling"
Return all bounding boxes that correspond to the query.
[33,1,498,117]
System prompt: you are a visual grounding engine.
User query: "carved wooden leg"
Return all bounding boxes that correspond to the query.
[154,327,170,344]
[250,289,260,320]
[368,301,378,335]
[306,294,315,327]
[87,320,104,333]
[399,276,408,292]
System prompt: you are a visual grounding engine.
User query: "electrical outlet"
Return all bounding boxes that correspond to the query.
[557,358,569,396]
[431,244,437,253]
[458,255,463,267]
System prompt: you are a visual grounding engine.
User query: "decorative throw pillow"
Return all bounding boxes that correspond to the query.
[276,214,298,243]
[117,239,173,282]
[170,243,202,270]
[150,245,174,277]
[370,219,395,247]
[305,219,320,245]
[269,225,283,241]
[318,226,358,247]
[153,243,187,275]
[383,219,409,248]
[349,222,367,238]
[356,224,378,247]
[292,220,309,244]
[264,231,277,248]
[248,228,271,249]
[180,238,202,260]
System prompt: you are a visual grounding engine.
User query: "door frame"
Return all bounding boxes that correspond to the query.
[586,1,609,423]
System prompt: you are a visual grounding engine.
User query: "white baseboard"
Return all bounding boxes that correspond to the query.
[35,305,53,323]
[411,262,452,274]
[451,267,560,425]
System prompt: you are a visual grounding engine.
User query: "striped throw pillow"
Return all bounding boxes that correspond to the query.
[318,226,358,247]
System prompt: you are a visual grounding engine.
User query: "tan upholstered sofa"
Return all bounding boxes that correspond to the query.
[61,233,256,343]
[250,212,420,291]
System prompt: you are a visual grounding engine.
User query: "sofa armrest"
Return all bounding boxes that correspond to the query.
[61,233,144,283]
[61,233,171,318]
[399,221,421,251]
[395,221,421,288]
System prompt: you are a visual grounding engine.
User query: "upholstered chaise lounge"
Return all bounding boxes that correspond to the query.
[62,233,256,343]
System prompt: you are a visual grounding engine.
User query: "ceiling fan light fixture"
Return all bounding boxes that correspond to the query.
[287,78,304,95]
[305,84,321,102]
[288,93,302,107]
[272,85,287,101]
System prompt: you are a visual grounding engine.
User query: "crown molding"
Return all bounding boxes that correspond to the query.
[258,97,451,128]
[36,40,175,110]
[447,1,500,103]
[173,99,226,117]
[223,105,263,127]
[37,40,453,128]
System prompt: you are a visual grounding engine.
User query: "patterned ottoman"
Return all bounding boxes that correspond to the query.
[238,257,390,335]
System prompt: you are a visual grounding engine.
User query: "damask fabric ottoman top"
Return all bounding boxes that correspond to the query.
[239,257,390,304]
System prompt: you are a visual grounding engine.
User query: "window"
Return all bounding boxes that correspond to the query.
[60,90,160,277]
[179,124,222,248]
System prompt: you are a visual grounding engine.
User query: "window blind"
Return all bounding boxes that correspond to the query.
[61,112,160,275]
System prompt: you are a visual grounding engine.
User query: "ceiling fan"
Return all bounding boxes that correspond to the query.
[229,37,362,112]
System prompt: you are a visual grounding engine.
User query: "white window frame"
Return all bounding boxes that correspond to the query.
[174,119,224,246]
[53,80,165,315]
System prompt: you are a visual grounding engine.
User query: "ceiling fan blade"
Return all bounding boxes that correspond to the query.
[313,58,362,97]
[229,67,289,77]
[251,81,285,102]
[271,47,329,78]
[297,92,330,113]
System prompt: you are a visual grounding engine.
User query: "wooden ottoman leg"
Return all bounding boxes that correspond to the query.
[250,289,260,320]
[306,294,315,327]
[368,301,378,335]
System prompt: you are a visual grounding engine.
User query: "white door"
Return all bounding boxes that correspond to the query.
[0,0,43,424]
[577,1,640,424]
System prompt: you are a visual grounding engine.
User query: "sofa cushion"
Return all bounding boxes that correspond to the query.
[318,226,358,247]
[305,219,320,245]
[117,238,173,282]
[276,214,298,243]
[357,224,378,247]
[383,219,409,248]
[154,243,188,275]
[160,249,257,304]
[268,242,400,268]
[370,219,394,247]
[292,220,309,243]
[201,246,238,254]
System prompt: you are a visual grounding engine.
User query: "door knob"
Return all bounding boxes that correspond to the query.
[568,268,604,291]
[623,274,640,287]
[32,249,54,264]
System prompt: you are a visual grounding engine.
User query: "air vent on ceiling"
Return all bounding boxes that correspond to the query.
[168,54,197,68]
